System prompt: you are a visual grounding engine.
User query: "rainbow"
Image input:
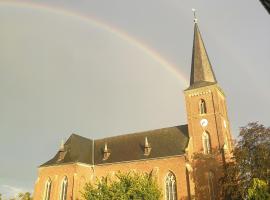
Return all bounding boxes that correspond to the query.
[0,0,188,85]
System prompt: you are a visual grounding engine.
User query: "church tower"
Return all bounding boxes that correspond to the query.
[184,16,233,156]
[184,13,233,199]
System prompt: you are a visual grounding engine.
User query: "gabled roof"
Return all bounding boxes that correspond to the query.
[94,125,189,164]
[188,22,217,90]
[40,125,189,167]
[41,134,93,167]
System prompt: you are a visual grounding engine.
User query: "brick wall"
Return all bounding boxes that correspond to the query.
[33,156,191,200]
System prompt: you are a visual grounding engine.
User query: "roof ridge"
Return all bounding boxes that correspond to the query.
[95,124,188,141]
[40,124,189,167]
[69,133,93,142]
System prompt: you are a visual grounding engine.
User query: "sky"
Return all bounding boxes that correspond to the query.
[0,0,269,198]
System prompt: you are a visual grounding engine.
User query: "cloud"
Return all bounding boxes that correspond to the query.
[0,184,31,199]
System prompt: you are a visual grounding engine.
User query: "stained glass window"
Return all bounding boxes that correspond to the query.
[43,179,51,200]
[165,172,177,200]
[60,176,68,200]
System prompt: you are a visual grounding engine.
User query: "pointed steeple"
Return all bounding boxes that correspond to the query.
[189,10,217,88]
[60,138,65,151]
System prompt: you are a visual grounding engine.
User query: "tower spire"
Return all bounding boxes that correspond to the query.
[189,10,217,88]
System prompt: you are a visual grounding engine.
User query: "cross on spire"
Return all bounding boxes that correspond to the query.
[192,8,198,23]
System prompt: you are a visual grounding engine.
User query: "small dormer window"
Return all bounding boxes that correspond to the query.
[57,139,67,162]
[199,99,207,114]
[58,151,67,162]
[144,137,152,156]
[103,143,111,160]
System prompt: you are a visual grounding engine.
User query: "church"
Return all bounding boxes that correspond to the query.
[33,17,233,200]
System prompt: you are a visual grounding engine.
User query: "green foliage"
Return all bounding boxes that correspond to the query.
[247,178,270,200]
[16,192,32,200]
[191,149,223,200]
[4,192,33,200]
[221,122,270,199]
[82,171,162,200]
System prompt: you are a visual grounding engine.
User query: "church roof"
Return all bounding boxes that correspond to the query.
[41,134,94,167]
[40,124,189,167]
[188,22,217,90]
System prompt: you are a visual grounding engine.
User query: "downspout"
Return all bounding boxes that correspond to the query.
[71,174,75,200]
[92,139,95,178]
[211,91,221,150]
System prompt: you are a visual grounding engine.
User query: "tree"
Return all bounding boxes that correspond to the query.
[247,178,270,200]
[7,192,33,200]
[81,171,162,200]
[17,192,32,200]
[191,148,224,200]
[221,122,270,199]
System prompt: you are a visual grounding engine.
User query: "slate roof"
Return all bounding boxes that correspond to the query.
[189,22,217,89]
[40,124,189,167]
[41,134,94,166]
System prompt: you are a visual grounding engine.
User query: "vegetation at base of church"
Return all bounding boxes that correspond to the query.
[191,122,270,200]
[0,192,32,200]
[191,149,222,200]
[221,122,270,199]
[16,192,32,200]
[247,178,270,200]
[81,171,162,200]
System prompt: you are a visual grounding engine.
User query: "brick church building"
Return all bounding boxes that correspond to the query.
[33,18,233,200]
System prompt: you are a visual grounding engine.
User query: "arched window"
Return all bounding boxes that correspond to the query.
[199,99,207,114]
[60,176,68,200]
[208,171,215,200]
[43,179,52,200]
[202,131,211,154]
[165,172,177,200]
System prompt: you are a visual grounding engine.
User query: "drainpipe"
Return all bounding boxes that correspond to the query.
[92,139,95,178]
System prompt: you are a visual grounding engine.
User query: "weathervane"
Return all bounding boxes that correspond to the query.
[192,8,198,23]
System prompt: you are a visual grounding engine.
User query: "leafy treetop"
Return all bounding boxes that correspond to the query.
[81,171,162,200]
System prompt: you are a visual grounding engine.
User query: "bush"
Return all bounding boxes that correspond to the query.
[82,171,162,200]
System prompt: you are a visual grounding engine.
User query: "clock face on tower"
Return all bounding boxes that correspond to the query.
[200,119,208,127]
